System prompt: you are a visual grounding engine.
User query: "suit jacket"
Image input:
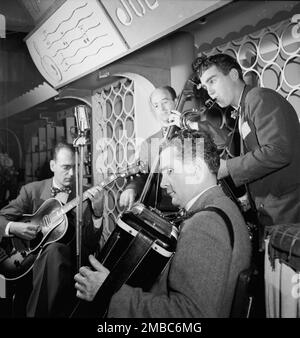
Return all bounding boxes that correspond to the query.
[107,186,251,318]
[0,178,101,257]
[227,86,300,226]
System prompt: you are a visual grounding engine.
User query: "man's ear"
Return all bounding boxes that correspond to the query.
[49,160,55,173]
[194,165,205,183]
[174,97,178,107]
[229,68,239,81]
[194,158,210,183]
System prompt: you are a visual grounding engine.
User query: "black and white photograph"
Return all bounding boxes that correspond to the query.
[0,0,299,334]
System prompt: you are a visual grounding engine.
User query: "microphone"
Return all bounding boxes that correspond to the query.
[74,105,90,135]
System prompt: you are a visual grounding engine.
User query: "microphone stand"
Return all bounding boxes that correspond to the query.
[73,132,88,271]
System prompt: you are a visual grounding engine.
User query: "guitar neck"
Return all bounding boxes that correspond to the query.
[61,193,89,215]
[60,165,144,216]
[60,173,120,215]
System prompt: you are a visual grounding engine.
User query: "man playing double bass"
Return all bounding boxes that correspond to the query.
[119,86,179,214]
[0,141,103,317]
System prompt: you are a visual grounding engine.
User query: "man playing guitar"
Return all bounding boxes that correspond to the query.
[0,141,103,317]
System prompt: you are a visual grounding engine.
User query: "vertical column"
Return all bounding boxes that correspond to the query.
[170,32,195,97]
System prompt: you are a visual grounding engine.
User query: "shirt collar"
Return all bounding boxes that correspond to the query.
[52,178,64,189]
[185,184,218,211]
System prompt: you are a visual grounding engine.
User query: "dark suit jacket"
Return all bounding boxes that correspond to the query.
[107,186,251,318]
[227,86,300,226]
[0,178,101,257]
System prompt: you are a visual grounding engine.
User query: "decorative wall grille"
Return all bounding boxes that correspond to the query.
[199,17,300,119]
[92,78,136,238]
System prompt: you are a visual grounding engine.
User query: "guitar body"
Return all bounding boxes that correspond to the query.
[0,198,68,281]
[0,247,41,281]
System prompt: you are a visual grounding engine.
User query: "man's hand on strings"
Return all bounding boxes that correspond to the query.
[9,222,40,240]
[74,255,110,301]
[217,159,229,180]
[119,188,136,210]
[167,110,181,127]
[85,187,104,218]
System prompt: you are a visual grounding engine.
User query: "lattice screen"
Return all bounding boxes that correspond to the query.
[92,78,136,239]
[199,17,300,119]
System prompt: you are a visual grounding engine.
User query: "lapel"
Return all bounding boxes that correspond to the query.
[40,178,54,201]
[238,85,251,137]
[239,85,258,151]
[240,85,253,120]
[68,183,77,202]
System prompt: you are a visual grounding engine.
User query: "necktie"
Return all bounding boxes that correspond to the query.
[230,107,243,155]
[51,186,71,197]
[237,109,244,155]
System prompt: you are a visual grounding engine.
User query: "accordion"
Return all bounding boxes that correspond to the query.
[71,203,179,317]
[98,203,179,291]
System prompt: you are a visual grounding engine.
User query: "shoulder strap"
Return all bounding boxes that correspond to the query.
[180,206,234,250]
[204,206,234,250]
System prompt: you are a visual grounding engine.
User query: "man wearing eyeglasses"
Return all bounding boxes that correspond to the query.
[0,141,103,317]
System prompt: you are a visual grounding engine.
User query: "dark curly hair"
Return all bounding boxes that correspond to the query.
[192,53,243,81]
[162,129,220,175]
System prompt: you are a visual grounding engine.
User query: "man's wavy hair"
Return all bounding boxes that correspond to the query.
[52,141,75,161]
[192,53,243,81]
[162,129,220,175]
